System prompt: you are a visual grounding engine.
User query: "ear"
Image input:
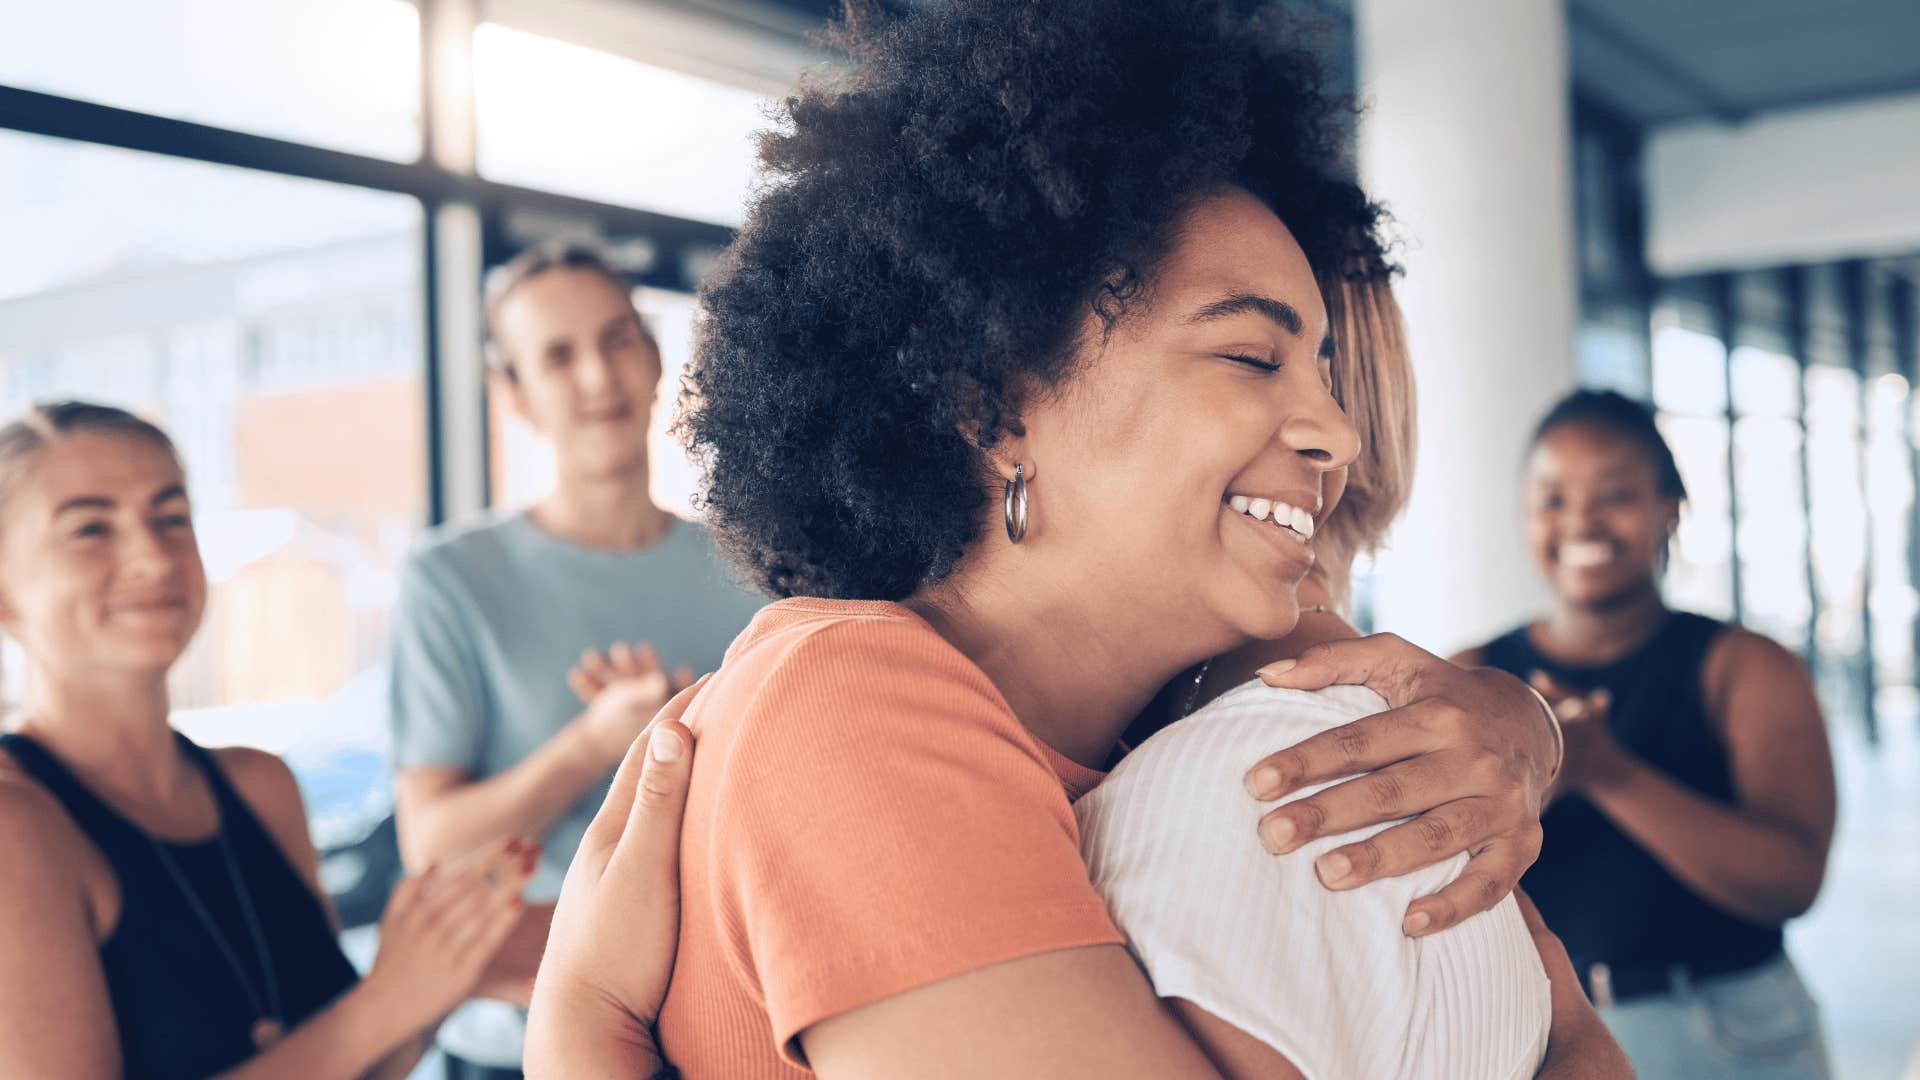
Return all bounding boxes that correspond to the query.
[975,430,1034,487]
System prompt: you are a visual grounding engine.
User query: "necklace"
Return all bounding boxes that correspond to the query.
[147,827,285,1048]
[1178,605,1332,719]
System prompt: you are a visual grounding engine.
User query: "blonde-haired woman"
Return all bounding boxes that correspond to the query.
[0,402,533,1079]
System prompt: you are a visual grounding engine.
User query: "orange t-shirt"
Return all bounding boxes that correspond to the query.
[655,598,1123,1078]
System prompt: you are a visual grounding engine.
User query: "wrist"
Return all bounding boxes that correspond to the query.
[1579,742,1637,795]
[1515,679,1565,784]
[343,971,430,1055]
[560,713,620,775]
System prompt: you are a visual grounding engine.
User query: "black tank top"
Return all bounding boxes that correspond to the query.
[1479,612,1783,977]
[1,732,359,1080]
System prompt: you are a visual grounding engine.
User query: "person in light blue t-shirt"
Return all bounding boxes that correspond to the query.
[387,242,765,1079]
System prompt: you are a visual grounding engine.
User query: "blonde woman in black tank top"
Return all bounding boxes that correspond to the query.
[0,402,537,1078]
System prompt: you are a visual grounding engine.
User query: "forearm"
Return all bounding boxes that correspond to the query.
[1521,890,1632,1079]
[1536,1015,1633,1080]
[400,720,607,868]
[210,979,419,1080]
[366,1033,433,1080]
[1582,755,1825,923]
[524,981,667,1080]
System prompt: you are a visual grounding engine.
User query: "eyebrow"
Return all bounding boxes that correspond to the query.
[1187,291,1336,360]
[52,484,187,516]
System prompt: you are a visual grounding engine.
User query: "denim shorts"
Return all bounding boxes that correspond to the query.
[1599,952,1830,1079]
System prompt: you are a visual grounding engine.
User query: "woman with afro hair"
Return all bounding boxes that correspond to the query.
[526,0,1624,1076]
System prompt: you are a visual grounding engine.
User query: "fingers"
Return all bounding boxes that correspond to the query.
[580,649,617,692]
[446,871,532,956]
[1307,795,1506,889]
[579,726,658,856]
[621,642,663,678]
[1257,750,1488,857]
[1243,700,1452,802]
[436,837,538,900]
[1528,669,1574,702]
[609,641,637,674]
[671,665,697,693]
[568,665,603,704]
[610,720,695,875]
[382,865,434,920]
[1256,633,1424,704]
[1529,671,1610,724]
[1401,823,1541,938]
[577,677,709,857]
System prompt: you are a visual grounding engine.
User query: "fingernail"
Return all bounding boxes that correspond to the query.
[1316,852,1351,886]
[1257,659,1297,680]
[1403,910,1431,936]
[650,728,685,763]
[1260,815,1297,854]
[1245,766,1283,799]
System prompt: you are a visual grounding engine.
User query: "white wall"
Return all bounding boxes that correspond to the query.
[1646,91,1920,276]
[1354,0,1578,654]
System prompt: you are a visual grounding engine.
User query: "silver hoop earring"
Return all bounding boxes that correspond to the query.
[1004,463,1029,543]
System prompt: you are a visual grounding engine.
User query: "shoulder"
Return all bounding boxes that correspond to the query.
[0,761,83,860]
[400,512,522,587]
[718,603,1008,723]
[1701,625,1815,715]
[0,760,96,906]
[1455,621,1535,669]
[209,747,317,868]
[698,602,1068,821]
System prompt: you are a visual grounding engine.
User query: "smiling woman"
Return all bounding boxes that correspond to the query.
[518,1,1581,1078]
[0,401,534,1080]
[1464,388,1838,1078]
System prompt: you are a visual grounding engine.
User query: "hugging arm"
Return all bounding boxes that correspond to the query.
[1250,634,1557,934]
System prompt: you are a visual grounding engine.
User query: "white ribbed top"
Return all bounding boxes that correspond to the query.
[1077,680,1551,1080]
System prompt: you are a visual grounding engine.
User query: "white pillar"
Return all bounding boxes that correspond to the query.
[1355,0,1579,654]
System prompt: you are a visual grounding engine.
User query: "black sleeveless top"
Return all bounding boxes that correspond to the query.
[1,732,359,1080]
[1479,612,1783,978]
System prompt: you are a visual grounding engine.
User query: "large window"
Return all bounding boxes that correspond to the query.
[473,23,773,227]
[0,5,800,929]
[0,0,421,160]
[0,133,425,805]
[1641,262,1920,740]
[1651,313,1735,620]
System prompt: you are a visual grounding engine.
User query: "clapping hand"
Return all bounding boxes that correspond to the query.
[568,642,699,770]
[1529,671,1622,799]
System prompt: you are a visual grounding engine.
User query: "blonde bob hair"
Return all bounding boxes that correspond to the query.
[1313,274,1416,608]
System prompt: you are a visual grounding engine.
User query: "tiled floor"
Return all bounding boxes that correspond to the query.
[1790,705,1920,1079]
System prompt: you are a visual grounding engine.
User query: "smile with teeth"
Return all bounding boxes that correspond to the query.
[1226,494,1315,542]
[1560,539,1615,569]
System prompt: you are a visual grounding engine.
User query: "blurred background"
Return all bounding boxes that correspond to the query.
[0,0,1914,1075]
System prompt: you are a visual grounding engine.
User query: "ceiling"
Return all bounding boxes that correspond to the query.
[1567,0,1920,125]
[708,0,1920,129]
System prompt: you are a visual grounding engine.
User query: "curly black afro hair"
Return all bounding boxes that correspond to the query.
[681,0,1392,600]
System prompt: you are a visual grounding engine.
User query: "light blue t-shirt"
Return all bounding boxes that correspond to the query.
[388,509,765,890]
[385,510,766,1065]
